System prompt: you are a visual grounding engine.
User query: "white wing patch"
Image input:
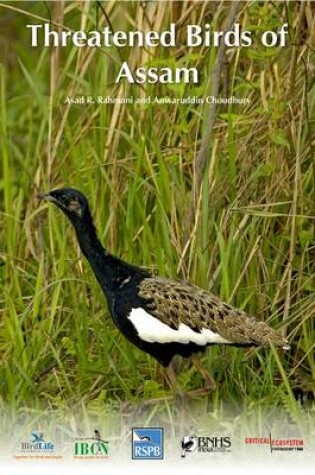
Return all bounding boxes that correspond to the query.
[128,307,231,345]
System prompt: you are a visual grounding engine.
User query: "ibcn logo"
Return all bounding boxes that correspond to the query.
[74,430,109,459]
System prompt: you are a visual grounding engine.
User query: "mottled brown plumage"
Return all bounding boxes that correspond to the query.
[138,277,289,348]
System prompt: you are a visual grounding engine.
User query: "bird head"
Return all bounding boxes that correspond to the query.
[38,188,90,225]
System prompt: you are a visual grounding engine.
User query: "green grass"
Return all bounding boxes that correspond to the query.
[0,1,314,435]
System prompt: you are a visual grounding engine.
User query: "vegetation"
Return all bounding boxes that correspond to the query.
[0,1,314,438]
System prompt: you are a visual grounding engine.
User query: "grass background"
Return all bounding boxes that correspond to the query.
[0,1,314,439]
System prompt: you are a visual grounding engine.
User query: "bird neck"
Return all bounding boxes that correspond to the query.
[73,214,142,297]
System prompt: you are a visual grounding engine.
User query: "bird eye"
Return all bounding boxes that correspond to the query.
[68,199,82,215]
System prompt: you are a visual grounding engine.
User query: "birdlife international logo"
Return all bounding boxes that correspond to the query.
[74,430,109,459]
[14,430,61,459]
[132,427,164,460]
[181,435,232,457]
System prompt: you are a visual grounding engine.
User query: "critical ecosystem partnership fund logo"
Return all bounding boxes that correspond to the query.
[74,430,109,459]
[245,433,304,453]
[132,428,164,460]
[14,431,61,459]
[181,435,232,457]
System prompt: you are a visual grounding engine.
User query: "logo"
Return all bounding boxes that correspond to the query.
[181,436,198,456]
[14,431,61,459]
[132,428,164,460]
[245,433,304,453]
[181,435,232,457]
[74,430,109,459]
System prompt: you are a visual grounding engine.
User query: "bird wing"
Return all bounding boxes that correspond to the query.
[137,276,287,347]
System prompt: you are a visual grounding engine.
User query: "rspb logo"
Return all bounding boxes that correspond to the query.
[132,428,164,460]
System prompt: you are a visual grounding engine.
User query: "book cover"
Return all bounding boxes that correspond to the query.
[0,1,314,474]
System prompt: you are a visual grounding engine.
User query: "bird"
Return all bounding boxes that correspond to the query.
[38,188,290,389]
[31,431,45,443]
[181,436,197,457]
[135,434,152,443]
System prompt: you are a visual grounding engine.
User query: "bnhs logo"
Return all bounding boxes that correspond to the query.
[181,435,232,457]
[132,428,164,460]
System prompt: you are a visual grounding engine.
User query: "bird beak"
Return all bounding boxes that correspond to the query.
[37,192,57,203]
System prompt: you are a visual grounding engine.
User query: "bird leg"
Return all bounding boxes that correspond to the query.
[163,356,216,399]
[190,354,216,394]
[163,363,193,417]
[163,362,183,395]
